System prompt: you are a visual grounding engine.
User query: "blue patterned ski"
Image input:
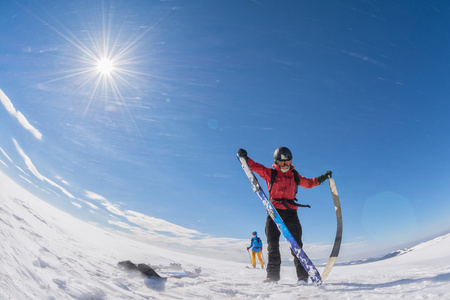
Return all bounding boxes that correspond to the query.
[237,155,322,286]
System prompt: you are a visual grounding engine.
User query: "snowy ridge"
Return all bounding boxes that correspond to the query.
[336,233,450,267]
[1,169,450,299]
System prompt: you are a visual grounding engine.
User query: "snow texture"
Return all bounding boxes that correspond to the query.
[1,170,450,299]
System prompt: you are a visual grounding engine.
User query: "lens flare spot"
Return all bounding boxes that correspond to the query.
[208,119,218,129]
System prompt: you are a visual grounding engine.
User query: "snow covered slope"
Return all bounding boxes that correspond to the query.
[1,170,450,299]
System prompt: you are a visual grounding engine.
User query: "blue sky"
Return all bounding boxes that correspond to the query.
[1,0,449,261]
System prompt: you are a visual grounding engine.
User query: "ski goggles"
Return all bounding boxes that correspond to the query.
[277,160,291,167]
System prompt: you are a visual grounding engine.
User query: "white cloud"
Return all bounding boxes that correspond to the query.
[55,175,71,186]
[13,139,44,181]
[83,189,208,241]
[85,190,108,201]
[71,201,82,209]
[44,177,75,199]
[13,138,75,199]
[0,88,43,140]
[124,209,202,238]
[102,202,126,217]
[0,147,14,163]
[0,159,8,168]
[79,199,99,210]
[83,189,201,238]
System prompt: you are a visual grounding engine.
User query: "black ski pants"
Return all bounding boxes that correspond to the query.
[265,208,309,281]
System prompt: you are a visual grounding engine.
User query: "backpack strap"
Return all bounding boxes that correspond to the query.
[269,168,311,210]
[269,168,300,194]
[271,199,311,210]
[292,169,300,195]
[268,168,277,193]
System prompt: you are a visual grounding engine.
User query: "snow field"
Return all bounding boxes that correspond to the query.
[1,170,450,299]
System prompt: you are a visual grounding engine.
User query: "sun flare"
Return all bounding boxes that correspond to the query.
[96,58,115,75]
[34,2,168,126]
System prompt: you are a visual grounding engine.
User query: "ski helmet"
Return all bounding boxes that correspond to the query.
[274,147,292,162]
[252,231,257,236]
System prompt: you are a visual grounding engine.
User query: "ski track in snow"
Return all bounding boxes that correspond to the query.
[1,170,450,299]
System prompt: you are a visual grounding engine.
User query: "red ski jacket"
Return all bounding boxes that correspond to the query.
[247,157,320,210]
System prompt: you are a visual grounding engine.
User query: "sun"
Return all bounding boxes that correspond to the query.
[96,57,115,75]
[31,1,171,125]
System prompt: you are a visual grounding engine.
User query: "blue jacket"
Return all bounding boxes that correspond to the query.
[249,236,263,252]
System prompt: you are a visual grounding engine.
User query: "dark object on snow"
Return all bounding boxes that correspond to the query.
[118,260,166,280]
[118,260,139,272]
[118,260,201,280]
[138,263,165,279]
[118,260,168,292]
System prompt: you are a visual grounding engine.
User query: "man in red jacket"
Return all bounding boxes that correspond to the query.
[238,147,331,284]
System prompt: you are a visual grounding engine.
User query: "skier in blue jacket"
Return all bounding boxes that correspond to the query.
[247,231,265,269]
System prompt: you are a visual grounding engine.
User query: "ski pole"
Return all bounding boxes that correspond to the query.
[247,248,252,263]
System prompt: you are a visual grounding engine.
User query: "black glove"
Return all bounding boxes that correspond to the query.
[237,148,248,159]
[317,171,332,184]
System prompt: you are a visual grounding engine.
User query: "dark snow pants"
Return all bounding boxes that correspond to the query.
[265,208,309,281]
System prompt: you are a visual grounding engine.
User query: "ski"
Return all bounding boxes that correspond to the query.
[237,155,322,286]
[321,177,343,280]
